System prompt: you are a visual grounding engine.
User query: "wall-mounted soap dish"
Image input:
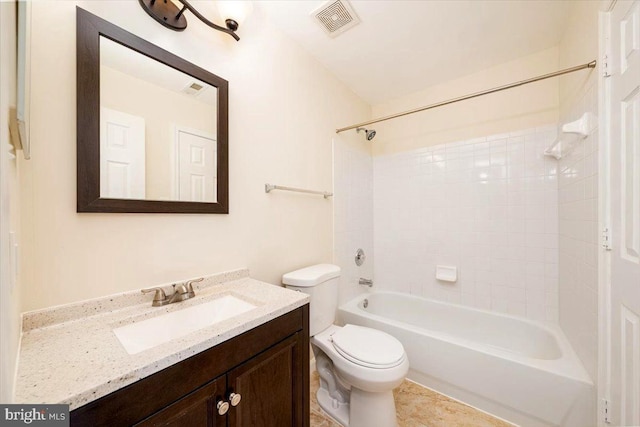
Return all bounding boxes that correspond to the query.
[544,112,596,160]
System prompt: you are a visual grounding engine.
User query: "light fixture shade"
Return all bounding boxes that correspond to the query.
[216,1,253,28]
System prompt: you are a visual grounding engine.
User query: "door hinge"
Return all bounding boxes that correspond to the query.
[603,398,611,424]
[602,227,612,250]
[603,54,612,78]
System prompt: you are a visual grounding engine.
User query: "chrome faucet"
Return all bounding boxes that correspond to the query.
[359,278,373,287]
[142,278,204,307]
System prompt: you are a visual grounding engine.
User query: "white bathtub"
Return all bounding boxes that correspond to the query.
[339,292,594,427]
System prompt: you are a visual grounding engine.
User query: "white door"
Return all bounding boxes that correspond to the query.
[175,127,217,202]
[100,107,146,199]
[608,1,640,425]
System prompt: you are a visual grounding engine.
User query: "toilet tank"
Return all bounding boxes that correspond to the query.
[282,264,340,336]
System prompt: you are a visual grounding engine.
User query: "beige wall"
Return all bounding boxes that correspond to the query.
[19,1,369,312]
[371,47,560,156]
[101,65,217,200]
[0,1,22,402]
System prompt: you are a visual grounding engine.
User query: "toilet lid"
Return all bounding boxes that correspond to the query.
[331,324,405,369]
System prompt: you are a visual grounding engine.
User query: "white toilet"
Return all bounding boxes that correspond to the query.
[283,264,408,427]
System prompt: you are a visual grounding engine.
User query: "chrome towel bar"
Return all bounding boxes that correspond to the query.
[265,184,333,199]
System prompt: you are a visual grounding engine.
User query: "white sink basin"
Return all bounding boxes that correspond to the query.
[113,295,257,355]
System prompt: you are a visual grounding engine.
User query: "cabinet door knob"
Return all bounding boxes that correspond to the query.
[229,392,242,407]
[217,400,230,415]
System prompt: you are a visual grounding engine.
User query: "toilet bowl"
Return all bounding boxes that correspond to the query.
[282,264,408,427]
[312,324,409,427]
[313,324,408,393]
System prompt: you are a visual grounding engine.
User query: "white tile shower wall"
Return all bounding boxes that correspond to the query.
[558,82,598,380]
[373,127,560,322]
[334,140,374,305]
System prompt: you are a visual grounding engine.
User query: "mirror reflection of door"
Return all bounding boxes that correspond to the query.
[99,36,218,203]
[174,127,217,203]
[100,107,146,199]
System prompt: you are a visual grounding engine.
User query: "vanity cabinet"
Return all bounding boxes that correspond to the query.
[70,305,309,427]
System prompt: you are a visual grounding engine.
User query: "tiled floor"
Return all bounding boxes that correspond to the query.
[310,371,515,427]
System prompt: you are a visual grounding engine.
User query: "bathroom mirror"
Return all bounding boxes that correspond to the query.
[76,8,228,213]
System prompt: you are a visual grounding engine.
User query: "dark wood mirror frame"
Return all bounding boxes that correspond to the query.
[76,7,229,213]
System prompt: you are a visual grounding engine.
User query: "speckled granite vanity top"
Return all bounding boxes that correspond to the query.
[14,269,309,409]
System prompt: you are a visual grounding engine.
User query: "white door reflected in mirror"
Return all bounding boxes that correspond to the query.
[175,127,217,202]
[99,36,218,203]
[100,107,146,199]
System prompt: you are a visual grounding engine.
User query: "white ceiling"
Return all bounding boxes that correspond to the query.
[258,0,571,105]
[101,37,217,107]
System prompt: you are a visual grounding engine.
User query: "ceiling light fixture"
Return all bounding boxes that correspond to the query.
[138,0,252,41]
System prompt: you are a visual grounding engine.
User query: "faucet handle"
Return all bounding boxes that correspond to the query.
[141,287,167,303]
[185,277,204,296]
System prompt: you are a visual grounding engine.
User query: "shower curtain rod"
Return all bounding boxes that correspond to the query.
[336,60,597,134]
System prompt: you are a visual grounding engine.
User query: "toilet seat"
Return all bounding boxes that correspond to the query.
[331,324,405,369]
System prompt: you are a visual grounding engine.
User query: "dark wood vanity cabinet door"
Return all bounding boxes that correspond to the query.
[134,377,226,427]
[227,333,304,427]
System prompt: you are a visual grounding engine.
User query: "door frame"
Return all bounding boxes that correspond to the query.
[598,3,611,423]
[598,2,613,426]
[598,1,631,425]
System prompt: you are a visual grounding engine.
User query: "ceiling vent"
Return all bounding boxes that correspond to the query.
[312,0,360,38]
[182,81,207,96]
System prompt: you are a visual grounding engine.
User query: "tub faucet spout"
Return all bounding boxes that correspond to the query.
[359,278,373,287]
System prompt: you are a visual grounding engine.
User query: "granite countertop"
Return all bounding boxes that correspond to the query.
[14,269,309,410]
